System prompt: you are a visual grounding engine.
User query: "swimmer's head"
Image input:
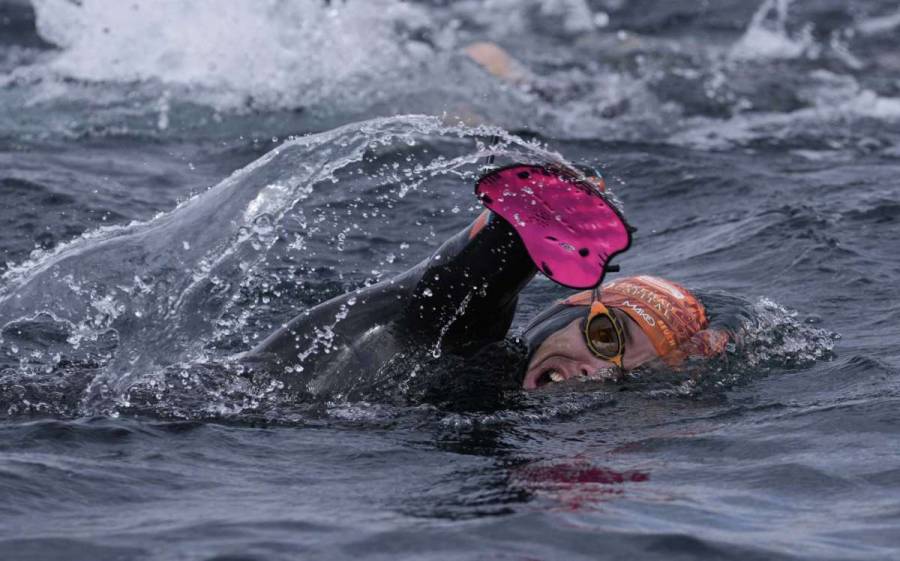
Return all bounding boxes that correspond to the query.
[521,275,727,389]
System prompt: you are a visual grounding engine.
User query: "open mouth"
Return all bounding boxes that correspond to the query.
[523,353,579,389]
[525,361,621,390]
[534,368,568,388]
[535,368,566,388]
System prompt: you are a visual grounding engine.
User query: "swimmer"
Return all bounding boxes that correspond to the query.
[519,276,728,389]
[244,163,727,396]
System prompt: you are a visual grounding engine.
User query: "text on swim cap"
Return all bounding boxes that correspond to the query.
[622,300,656,326]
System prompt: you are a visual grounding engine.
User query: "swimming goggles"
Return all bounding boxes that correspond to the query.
[583,288,625,368]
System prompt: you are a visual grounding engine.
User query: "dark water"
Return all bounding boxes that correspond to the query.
[2,0,899,559]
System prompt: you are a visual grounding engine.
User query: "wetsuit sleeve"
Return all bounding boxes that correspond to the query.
[400,210,536,355]
[248,210,536,371]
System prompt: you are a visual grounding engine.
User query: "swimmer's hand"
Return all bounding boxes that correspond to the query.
[475,164,632,289]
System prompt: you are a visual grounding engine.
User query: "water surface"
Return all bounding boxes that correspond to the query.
[1,1,899,559]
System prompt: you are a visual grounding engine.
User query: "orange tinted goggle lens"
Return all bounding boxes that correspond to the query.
[586,313,622,358]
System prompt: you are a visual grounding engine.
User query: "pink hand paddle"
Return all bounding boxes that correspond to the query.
[475,164,633,289]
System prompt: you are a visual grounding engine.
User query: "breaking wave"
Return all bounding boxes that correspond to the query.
[0,0,892,147]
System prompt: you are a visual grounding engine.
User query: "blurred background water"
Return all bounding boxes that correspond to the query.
[1,0,899,559]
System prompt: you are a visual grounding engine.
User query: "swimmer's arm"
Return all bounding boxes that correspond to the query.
[246,269,414,366]
[248,211,534,363]
[401,211,536,354]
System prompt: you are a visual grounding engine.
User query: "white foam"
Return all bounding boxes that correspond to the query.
[730,0,815,61]
[670,100,900,150]
[856,10,900,36]
[25,0,612,115]
[30,0,436,109]
[843,89,900,120]
[457,0,598,36]
[668,71,900,150]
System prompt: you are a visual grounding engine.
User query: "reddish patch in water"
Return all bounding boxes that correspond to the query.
[512,460,650,511]
[518,463,649,485]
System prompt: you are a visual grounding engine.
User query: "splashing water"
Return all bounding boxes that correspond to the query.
[730,0,816,61]
[0,0,895,152]
[0,111,838,420]
[29,0,441,110]
[740,297,837,368]
[0,115,565,416]
[1,3,898,558]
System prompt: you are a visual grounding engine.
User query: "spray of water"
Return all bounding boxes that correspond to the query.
[730,0,816,60]
[0,115,565,416]
[1,0,894,148]
[30,0,441,110]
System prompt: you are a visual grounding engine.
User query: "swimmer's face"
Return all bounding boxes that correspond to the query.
[523,311,658,389]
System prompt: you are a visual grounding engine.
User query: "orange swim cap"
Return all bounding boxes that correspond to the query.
[565,275,725,365]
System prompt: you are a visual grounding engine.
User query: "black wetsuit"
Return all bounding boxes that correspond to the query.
[245,212,536,399]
